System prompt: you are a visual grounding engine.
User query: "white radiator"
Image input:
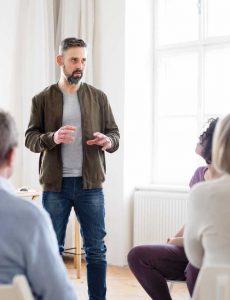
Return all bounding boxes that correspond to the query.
[133,187,189,246]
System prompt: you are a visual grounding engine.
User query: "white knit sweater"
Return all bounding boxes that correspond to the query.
[184,174,230,268]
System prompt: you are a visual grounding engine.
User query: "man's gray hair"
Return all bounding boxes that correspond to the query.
[59,37,87,54]
[0,110,18,166]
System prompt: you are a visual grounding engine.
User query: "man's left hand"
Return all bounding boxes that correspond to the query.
[86,132,112,151]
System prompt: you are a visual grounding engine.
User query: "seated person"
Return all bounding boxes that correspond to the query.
[0,110,77,299]
[184,114,230,273]
[127,118,219,300]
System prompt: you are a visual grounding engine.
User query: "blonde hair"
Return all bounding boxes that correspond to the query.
[213,114,230,174]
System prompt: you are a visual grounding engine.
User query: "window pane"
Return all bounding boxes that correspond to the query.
[153,117,198,186]
[204,47,230,115]
[156,0,199,46]
[157,52,198,115]
[206,0,230,38]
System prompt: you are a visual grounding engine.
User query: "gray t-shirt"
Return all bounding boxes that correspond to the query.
[61,91,83,177]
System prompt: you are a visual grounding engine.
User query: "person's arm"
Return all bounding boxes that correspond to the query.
[167,224,185,246]
[25,97,57,153]
[167,226,184,246]
[184,188,204,268]
[167,236,184,247]
[174,225,185,237]
[25,207,77,300]
[103,95,120,153]
[86,93,120,153]
[168,167,204,247]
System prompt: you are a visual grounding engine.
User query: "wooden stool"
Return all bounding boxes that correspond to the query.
[16,190,40,201]
[16,190,82,278]
[74,220,82,279]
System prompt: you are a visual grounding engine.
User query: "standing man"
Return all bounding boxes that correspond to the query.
[25,37,120,300]
[0,110,77,300]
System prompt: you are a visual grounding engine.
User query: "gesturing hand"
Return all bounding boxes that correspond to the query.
[54,125,76,144]
[86,132,112,151]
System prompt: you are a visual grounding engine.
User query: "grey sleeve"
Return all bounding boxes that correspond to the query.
[25,209,77,300]
[102,94,120,153]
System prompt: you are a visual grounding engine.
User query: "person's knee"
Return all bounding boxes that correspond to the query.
[85,243,107,263]
[127,246,144,267]
[128,244,173,269]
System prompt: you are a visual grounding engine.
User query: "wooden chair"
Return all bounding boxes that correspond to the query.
[192,265,230,300]
[168,279,190,300]
[168,279,187,293]
[0,275,34,300]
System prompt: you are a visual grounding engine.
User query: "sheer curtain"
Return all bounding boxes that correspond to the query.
[56,0,94,83]
[0,0,55,188]
[0,0,94,189]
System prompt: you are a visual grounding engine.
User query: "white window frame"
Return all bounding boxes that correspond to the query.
[152,0,230,185]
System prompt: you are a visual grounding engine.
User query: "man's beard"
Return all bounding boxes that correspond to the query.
[66,69,83,85]
[67,76,81,85]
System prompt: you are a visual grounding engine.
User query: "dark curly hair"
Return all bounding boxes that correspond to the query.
[199,118,219,164]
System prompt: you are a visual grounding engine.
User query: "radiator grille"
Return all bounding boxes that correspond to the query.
[133,188,188,246]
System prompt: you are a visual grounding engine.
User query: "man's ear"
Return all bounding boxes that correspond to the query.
[5,148,16,168]
[56,55,63,66]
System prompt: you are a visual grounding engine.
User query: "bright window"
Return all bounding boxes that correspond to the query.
[153,0,230,186]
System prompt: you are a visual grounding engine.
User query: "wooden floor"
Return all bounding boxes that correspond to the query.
[64,256,189,300]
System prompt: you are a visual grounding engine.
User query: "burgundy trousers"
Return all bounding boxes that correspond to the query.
[127,244,199,300]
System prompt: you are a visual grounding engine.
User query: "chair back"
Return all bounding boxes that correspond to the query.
[192,265,230,300]
[0,275,34,300]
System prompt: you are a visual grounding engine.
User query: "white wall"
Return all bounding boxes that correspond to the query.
[94,0,126,265]
[94,0,154,265]
[123,0,154,264]
[4,0,154,266]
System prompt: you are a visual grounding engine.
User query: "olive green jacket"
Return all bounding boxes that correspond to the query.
[25,83,120,191]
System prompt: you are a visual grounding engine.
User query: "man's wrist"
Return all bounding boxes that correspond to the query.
[107,137,113,149]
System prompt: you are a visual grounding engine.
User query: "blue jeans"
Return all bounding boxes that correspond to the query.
[42,177,107,300]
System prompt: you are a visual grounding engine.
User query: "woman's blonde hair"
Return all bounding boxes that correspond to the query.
[213,114,230,174]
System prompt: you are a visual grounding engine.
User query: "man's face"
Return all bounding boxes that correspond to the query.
[61,47,87,84]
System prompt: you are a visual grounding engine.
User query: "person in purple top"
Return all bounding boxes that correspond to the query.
[127,118,219,300]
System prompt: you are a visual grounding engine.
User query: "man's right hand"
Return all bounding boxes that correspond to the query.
[53,125,76,144]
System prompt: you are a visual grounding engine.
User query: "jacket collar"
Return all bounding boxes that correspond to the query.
[54,82,84,94]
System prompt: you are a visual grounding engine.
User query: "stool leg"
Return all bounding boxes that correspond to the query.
[74,220,81,279]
